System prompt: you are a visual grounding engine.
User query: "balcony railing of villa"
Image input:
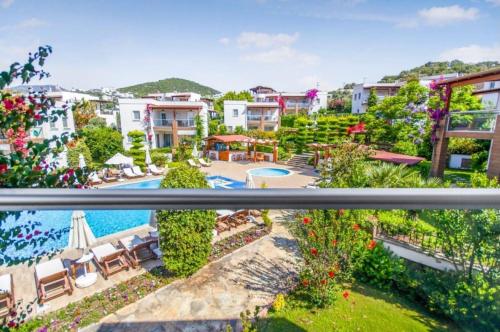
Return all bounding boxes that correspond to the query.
[177,119,195,127]
[247,115,277,121]
[152,119,173,127]
[447,110,499,133]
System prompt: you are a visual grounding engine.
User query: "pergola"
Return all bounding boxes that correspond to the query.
[430,67,500,178]
[203,135,279,162]
[307,143,337,166]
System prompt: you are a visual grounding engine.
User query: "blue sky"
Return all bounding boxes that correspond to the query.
[0,0,499,92]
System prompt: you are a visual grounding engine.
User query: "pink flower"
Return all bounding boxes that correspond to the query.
[34,230,42,236]
[3,99,15,111]
[34,113,42,120]
[17,233,23,238]
[67,168,75,176]
[26,234,33,240]
[0,164,8,174]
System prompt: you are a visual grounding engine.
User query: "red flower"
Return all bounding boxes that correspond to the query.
[302,279,309,287]
[367,240,376,250]
[62,174,69,182]
[343,291,350,300]
[33,165,42,172]
[9,310,17,317]
[15,96,25,105]
[0,163,8,174]
[3,99,15,111]
[328,271,335,278]
[320,279,327,285]
[7,321,16,328]
[303,217,311,225]
[353,224,360,231]
[34,113,42,120]
[331,239,337,246]
[310,247,318,256]
[67,168,75,176]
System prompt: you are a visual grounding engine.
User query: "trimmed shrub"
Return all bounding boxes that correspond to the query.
[127,130,146,169]
[67,140,92,169]
[391,141,418,156]
[82,126,124,163]
[151,151,167,167]
[156,166,216,276]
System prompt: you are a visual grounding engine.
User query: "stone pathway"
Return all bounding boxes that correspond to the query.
[83,221,301,332]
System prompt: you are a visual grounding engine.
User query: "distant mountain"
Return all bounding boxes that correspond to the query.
[379,60,500,83]
[117,78,220,97]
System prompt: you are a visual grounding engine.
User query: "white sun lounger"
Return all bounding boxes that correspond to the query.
[91,243,129,279]
[123,167,139,179]
[149,164,164,175]
[132,166,146,177]
[89,172,103,185]
[198,158,212,167]
[0,274,14,317]
[118,235,156,268]
[34,258,73,304]
[188,159,201,168]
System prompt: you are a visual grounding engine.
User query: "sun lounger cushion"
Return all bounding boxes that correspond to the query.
[123,168,137,177]
[92,243,120,261]
[119,235,144,251]
[132,166,145,176]
[35,259,66,280]
[0,274,11,293]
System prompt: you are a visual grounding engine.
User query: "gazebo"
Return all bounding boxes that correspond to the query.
[203,135,279,162]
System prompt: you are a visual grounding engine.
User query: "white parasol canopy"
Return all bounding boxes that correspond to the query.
[144,145,152,165]
[68,211,96,250]
[246,173,255,189]
[192,145,198,159]
[78,153,86,169]
[105,153,133,166]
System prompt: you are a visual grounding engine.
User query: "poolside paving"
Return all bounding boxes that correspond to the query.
[83,219,301,332]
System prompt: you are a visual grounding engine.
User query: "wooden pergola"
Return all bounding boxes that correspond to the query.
[430,67,500,178]
[307,143,337,167]
[203,135,279,162]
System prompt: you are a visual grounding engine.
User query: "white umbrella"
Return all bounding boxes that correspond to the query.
[192,144,198,159]
[78,153,86,169]
[68,211,96,251]
[246,173,255,189]
[144,145,152,165]
[105,153,133,166]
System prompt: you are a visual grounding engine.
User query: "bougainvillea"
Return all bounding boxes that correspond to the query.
[427,78,450,144]
[143,103,153,147]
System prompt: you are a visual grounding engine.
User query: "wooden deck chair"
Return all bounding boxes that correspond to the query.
[118,235,156,268]
[91,243,129,279]
[0,274,14,317]
[34,259,73,304]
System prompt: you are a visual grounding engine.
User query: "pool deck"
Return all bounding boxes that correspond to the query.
[0,161,317,319]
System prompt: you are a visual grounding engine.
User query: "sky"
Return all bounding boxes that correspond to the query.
[0,0,499,93]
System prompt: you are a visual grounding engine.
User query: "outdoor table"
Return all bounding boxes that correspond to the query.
[73,253,97,288]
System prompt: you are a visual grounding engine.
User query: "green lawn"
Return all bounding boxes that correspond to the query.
[443,168,474,184]
[260,284,459,332]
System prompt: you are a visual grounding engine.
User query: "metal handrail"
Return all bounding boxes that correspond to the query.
[1,188,500,211]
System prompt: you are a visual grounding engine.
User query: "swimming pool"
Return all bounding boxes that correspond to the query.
[2,176,245,263]
[247,167,292,177]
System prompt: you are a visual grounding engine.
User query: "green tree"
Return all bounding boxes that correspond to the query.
[67,140,92,169]
[194,114,203,147]
[367,88,378,108]
[234,125,245,134]
[156,166,216,276]
[73,100,97,130]
[214,91,253,111]
[82,126,124,164]
[127,130,145,168]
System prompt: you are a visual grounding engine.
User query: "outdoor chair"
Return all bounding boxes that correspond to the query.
[149,164,165,175]
[89,172,103,185]
[188,159,201,168]
[118,235,157,268]
[103,174,118,182]
[198,158,212,167]
[123,167,139,179]
[34,258,73,304]
[91,243,129,279]
[0,274,14,317]
[132,166,146,177]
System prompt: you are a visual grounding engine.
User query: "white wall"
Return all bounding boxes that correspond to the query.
[449,154,472,169]
[118,98,150,150]
[351,84,366,114]
[311,91,328,114]
[223,101,247,131]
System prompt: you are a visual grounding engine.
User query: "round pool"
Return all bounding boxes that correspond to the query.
[247,167,292,177]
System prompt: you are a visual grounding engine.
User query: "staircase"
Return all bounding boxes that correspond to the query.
[286,153,314,168]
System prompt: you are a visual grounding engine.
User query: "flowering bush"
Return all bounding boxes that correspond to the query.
[291,210,372,306]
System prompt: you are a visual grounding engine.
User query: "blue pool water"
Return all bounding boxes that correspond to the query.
[247,167,292,177]
[2,177,245,263]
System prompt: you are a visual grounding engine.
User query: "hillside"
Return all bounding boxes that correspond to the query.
[117,78,220,96]
[379,60,500,83]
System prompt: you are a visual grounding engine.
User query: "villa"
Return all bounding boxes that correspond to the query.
[119,92,209,149]
[223,100,280,132]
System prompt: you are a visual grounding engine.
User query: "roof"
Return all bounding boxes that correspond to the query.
[371,150,424,166]
[360,83,404,89]
[437,67,500,88]
[247,102,279,108]
[204,135,251,143]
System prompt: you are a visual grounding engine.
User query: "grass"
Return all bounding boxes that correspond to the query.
[443,168,473,184]
[260,283,459,332]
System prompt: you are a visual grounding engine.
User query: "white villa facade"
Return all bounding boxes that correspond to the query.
[119,92,209,150]
[223,101,280,132]
[351,83,403,114]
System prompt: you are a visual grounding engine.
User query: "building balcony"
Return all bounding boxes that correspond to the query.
[447,111,498,133]
[177,119,195,127]
[152,119,173,127]
[247,115,278,121]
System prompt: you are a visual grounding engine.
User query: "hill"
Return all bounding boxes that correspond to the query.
[379,60,500,83]
[117,78,220,97]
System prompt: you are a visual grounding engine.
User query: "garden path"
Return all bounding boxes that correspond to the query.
[83,218,301,332]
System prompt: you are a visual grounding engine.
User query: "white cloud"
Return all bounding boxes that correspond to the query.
[242,46,320,65]
[486,0,500,6]
[1,0,14,8]
[439,44,500,63]
[237,32,299,49]
[218,37,230,45]
[418,5,479,26]
[0,18,48,31]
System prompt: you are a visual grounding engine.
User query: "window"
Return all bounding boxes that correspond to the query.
[132,111,141,121]
[354,94,357,100]
[49,120,57,130]
[62,116,69,129]
[490,82,495,89]
[233,109,238,117]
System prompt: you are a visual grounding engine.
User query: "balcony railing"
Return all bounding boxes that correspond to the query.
[177,119,195,127]
[447,111,499,132]
[153,119,173,127]
[1,188,500,211]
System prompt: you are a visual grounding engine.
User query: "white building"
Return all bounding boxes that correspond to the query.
[119,93,209,150]
[351,83,403,114]
[248,87,328,115]
[224,101,280,132]
[479,81,500,110]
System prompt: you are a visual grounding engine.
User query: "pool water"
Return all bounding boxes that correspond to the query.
[1,176,245,263]
[247,167,291,177]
